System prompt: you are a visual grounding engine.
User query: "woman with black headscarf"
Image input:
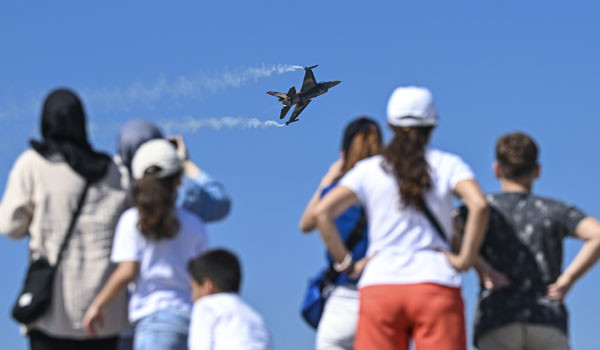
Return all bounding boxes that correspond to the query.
[0,89,130,350]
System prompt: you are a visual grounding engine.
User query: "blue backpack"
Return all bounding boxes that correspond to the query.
[300,213,366,329]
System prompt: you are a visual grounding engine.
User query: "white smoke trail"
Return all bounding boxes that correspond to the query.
[81,64,304,109]
[162,116,286,133]
[203,64,304,92]
[0,64,304,119]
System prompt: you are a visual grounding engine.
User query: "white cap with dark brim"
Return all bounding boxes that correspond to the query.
[387,86,438,127]
[132,139,184,180]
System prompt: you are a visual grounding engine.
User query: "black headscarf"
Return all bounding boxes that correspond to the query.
[30,88,111,183]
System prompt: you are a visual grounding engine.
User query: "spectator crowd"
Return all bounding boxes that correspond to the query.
[1,86,599,350]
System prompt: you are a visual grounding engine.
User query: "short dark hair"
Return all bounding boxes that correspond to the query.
[188,249,241,293]
[495,132,539,180]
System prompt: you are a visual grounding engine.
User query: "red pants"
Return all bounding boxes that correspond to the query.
[355,283,466,350]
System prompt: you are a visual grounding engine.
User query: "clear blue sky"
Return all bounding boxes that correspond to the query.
[1,1,599,349]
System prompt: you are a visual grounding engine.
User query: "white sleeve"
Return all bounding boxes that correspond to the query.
[188,304,216,350]
[339,161,368,204]
[449,155,475,189]
[0,152,34,240]
[110,210,143,262]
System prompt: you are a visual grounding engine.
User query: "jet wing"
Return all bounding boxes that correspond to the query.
[301,68,317,92]
[280,105,291,119]
[287,100,311,124]
[267,91,288,99]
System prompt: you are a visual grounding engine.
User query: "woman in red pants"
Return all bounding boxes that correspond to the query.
[315,86,489,350]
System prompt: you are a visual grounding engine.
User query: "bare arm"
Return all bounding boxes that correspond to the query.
[299,159,344,233]
[453,207,510,288]
[315,186,359,262]
[83,261,139,337]
[444,179,489,271]
[548,217,600,300]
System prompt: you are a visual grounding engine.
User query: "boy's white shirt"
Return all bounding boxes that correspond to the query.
[188,293,272,350]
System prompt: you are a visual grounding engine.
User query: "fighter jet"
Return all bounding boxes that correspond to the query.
[267,65,340,125]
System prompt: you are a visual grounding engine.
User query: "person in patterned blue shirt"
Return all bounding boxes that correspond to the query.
[458,132,600,350]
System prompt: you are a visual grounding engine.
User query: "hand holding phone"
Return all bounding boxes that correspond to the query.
[167,135,189,160]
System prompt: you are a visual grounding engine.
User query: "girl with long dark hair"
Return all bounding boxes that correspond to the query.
[315,87,489,350]
[83,139,208,350]
[299,117,382,349]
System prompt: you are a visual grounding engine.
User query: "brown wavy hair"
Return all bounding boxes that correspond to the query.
[133,167,182,240]
[382,126,434,210]
[496,132,538,180]
[340,125,383,177]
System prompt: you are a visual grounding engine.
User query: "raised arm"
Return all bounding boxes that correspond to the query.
[171,135,231,223]
[548,217,600,300]
[299,159,343,233]
[177,164,231,222]
[445,179,489,271]
[315,186,359,263]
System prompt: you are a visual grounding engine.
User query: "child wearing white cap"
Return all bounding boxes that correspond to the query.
[315,86,489,350]
[83,139,209,350]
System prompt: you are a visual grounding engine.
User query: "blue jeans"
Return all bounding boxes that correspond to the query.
[134,309,190,350]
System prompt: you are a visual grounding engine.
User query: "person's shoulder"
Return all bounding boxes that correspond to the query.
[222,294,268,327]
[13,149,44,169]
[427,148,465,164]
[119,207,139,223]
[360,154,383,166]
[178,208,206,227]
[18,149,40,161]
[351,154,384,173]
[486,193,503,203]
[530,193,564,206]
[529,194,576,215]
[194,293,238,316]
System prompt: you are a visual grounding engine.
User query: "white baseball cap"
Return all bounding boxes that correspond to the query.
[131,139,184,180]
[387,86,438,127]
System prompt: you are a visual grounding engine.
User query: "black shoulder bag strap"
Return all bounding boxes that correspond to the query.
[12,181,90,324]
[55,182,90,265]
[323,211,367,284]
[422,203,448,243]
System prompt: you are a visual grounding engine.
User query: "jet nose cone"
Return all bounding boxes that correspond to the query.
[331,81,341,87]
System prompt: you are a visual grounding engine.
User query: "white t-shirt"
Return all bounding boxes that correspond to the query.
[340,150,474,288]
[111,207,208,322]
[188,293,272,350]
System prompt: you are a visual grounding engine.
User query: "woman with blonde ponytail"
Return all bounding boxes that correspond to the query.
[315,87,489,350]
[299,117,382,350]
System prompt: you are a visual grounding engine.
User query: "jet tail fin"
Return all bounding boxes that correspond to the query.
[305,65,318,70]
[287,86,296,97]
